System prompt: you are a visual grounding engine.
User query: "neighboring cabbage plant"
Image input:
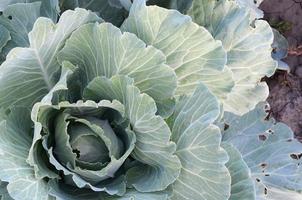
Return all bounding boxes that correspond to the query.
[0,0,301,200]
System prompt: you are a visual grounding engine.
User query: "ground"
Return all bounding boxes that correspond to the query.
[260,0,302,139]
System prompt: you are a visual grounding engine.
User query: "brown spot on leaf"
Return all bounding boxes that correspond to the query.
[259,134,267,141]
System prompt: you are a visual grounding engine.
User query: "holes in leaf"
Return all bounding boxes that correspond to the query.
[224,123,229,131]
[290,153,302,160]
[7,15,12,20]
[287,139,293,142]
[72,149,80,158]
[256,178,261,182]
[0,12,3,16]
[265,174,270,177]
[260,163,267,168]
[267,129,274,134]
[258,134,267,141]
[264,188,268,195]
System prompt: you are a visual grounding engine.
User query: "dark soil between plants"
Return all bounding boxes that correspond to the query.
[260,0,302,139]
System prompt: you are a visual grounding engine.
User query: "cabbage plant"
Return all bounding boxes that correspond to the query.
[0,0,301,200]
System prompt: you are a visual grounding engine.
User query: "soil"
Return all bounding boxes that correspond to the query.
[260,0,302,138]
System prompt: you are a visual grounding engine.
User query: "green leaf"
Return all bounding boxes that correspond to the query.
[122,0,234,100]
[222,143,256,200]
[0,2,41,62]
[233,0,264,19]
[48,180,102,200]
[257,187,302,200]
[0,25,10,52]
[271,29,290,71]
[7,177,49,200]
[84,75,182,192]
[0,0,59,21]
[147,0,193,13]
[223,103,302,198]
[0,108,50,200]
[0,8,101,108]
[0,181,13,200]
[58,22,177,105]
[60,0,126,26]
[168,83,231,200]
[102,189,171,200]
[0,108,32,182]
[37,0,60,22]
[188,0,276,115]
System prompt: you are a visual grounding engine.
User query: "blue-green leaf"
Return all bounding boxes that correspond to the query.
[122,0,234,100]
[168,83,231,200]
[0,8,101,108]
[188,0,276,115]
[223,103,302,198]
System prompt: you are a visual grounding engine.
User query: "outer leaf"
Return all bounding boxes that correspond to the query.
[103,189,170,200]
[223,103,302,198]
[258,187,302,200]
[233,0,264,19]
[0,2,41,62]
[0,0,21,9]
[122,0,234,100]
[84,75,182,192]
[0,108,50,200]
[0,0,59,21]
[222,143,256,200]
[147,0,193,13]
[58,22,177,106]
[48,180,102,200]
[0,8,101,108]
[0,25,10,52]
[168,83,231,200]
[0,181,13,200]
[271,29,289,71]
[188,0,276,115]
[60,0,126,25]
[7,177,49,200]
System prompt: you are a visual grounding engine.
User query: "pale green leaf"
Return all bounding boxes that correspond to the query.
[103,189,170,200]
[122,0,234,100]
[0,0,59,21]
[0,8,101,108]
[58,22,177,105]
[0,109,32,182]
[233,0,264,19]
[7,177,49,200]
[258,187,302,200]
[223,103,302,198]
[189,0,276,115]
[84,75,181,192]
[168,83,231,200]
[0,2,41,62]
[0,108,50,200]
[222,143,256,200]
